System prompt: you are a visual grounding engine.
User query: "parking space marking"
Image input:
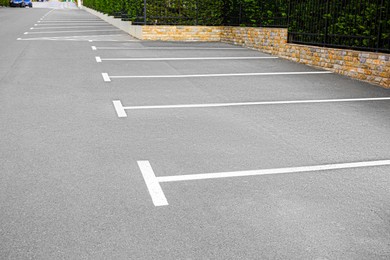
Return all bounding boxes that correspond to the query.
[39,20,102,22]
[106,71,332,80]
[112,100,126,117]
[102,73,111,82]
[31,25,113,30]
[35,23,109,27]
[138,161,169,207]
[158,160,390,183]
[35,23,108,26]
[25,29,121,35]
[93,47,254,50]
[17,34,137,42]
[37,21,106,23]
[92,46,97,50]
[113,97,390,116]
[139,159,390,206]
[95,56,278,62]
[96,56,102,63]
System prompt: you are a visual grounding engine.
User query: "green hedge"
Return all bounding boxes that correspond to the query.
[0,0,9,6]
[82,0,287,26]
[82,0,389,52]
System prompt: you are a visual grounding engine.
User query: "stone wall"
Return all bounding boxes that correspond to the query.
[84,6,389,88]
[221,27,389,89]
[142,26,221,42]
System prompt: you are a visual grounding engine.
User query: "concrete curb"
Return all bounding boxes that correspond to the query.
[82,6,143,39]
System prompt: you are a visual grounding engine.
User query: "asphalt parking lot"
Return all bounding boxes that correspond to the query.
[1,6,390,259]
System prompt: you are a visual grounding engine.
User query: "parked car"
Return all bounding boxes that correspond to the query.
[9,0,25,7]
[23,0,32,7]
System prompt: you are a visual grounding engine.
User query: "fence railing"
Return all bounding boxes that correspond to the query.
[111,0,289,27]
[288,0,390,53]
[83,0,390,53]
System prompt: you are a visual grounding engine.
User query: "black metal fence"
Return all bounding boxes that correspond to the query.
[116,0,288,27]
[90,0,390,53]
[288,0,390,53]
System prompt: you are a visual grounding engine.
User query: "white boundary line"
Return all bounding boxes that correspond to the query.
[93,47,252,50]
[25,29,121,34]
[31,25,113,30]
[107,71,332,79]
[138,161,169,207]
[139,159,390,206]
[92,46,97,50]
[37,21,105,23]
[38,20,102,22]
[112,100,126,117]
[102,73,111,82]
[113,97,390,115]
[157,160,390,183]
[96,56,102,63]
[35,23,108,26]
[96,56,278,62]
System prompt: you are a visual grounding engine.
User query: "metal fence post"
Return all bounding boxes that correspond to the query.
[324,0,330,46]
[143,0,147,25]
[195,0,198,25]
[376,0,384,52]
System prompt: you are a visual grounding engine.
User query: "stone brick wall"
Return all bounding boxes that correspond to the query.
[142,26,221,42]
[221,27,287,56]
[84,6,389,88]
[221,27,389,89]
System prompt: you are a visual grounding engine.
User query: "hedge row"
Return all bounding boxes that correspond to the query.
[82,0,389,52]
[82,0,287,26]
[0,0,9,6]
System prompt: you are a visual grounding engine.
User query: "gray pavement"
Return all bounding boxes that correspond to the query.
[1,6,390,260]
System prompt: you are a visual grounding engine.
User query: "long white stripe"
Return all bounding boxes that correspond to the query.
[138,161,169,206]
[39,20,102,22]
[121,97,390,110]
[109,71,332,79]
[96,56,102,63]
[157,160,390,183]
[100,57,278,61]
[35,23,108,26]
[31,25,113,29]
[95,47,251,50]
[26,29,121,34]
[91,46,97,50]
[37,21,105,23]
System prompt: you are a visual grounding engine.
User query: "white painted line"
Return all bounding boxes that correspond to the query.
[37,20,105,23]
[112,100,126,117]
[138,161,169,207]
[39,19,104,23]
[99,56,278,62]
[89,40,93,42]
[35,23,108,26]
[34,24,37,26]
[91,46,97,51]
[30,27,33,30]
[17,38,21,40]
[24,32,28,35]
[157,160,390,183]
[109,71,332,79]
[102,73,111,82]
[31,25,113,30]
[25,29,121,34]
[95,56,102,63]
[120,97,390,110]
[37,21,40,23]
[94,47,252,50]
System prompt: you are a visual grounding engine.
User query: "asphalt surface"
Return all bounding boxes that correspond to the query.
[1,6,390,260]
